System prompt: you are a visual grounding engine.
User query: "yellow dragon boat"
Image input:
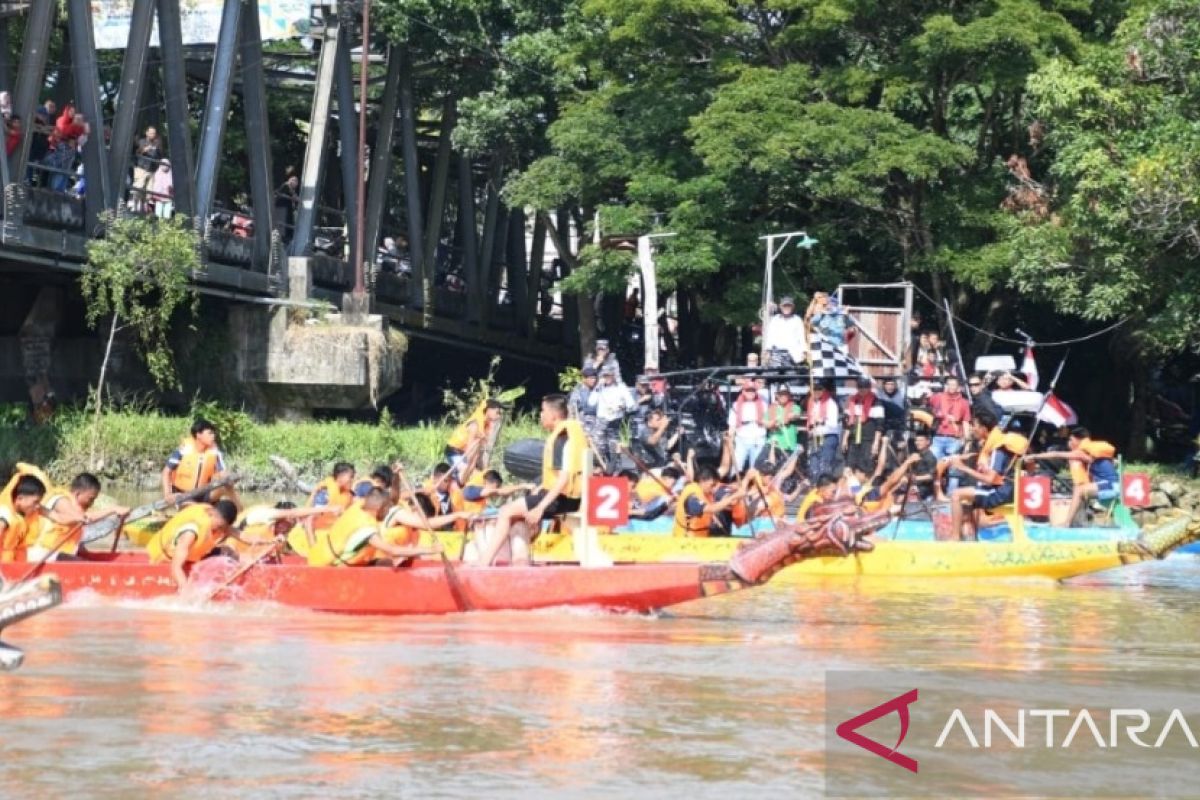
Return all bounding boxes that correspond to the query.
[435,510,1200,583]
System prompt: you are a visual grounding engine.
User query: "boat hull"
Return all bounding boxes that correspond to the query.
[434,515,1197,581]
[0,554,740,616]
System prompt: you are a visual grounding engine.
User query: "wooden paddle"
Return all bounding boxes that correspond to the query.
[395,466,473,612]
[201,540,281,602]
[80,474,241,546]
[11,523,84,585]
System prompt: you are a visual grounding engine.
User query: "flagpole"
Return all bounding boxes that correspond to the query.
[1015,349,1070,443]
[942,298,969,383]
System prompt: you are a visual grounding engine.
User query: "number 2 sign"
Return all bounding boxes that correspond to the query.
[587,477,630,527]
[1018,475,1051,517]
[1122,473,1151,508]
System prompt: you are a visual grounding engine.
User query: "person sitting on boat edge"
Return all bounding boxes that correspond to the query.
[476,393,587,566]
[944,409,1029,541]
[307,488,445,567]
[30,473,130,562]
[672,465,746,538]
[146,501,239,589]
[162,418,230,506]
[1024,427,1119,527]
[308,461,357,533]
[0,476,47,564]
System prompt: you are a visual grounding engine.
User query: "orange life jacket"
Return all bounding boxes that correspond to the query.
[171,438,221,491]
[447,401,492,451]
[672,483,712,537]
[308,504,380,567]
[35,488,85,555]
[796,489,824,522]
[634,475,670,505]
[0,500,31,563]
[308,476,354,530]
[147,504,220,565]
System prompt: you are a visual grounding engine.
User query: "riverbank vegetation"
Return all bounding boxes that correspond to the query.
[0,403,543,491]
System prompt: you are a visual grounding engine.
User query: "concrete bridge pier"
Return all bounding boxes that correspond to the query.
[230,257,405,419]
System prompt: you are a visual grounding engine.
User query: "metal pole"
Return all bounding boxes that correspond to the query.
[942,298,969,382]
[638,232,675,373]
[353,0,370,297]
[757,231,809,360]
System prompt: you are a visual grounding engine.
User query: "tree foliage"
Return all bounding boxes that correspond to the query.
[81,214,202,389]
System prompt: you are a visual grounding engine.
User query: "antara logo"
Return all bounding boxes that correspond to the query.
[835,689,920,773]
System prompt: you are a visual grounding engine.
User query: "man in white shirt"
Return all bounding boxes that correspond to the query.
[594,365,636,473]
[763,297,807,367]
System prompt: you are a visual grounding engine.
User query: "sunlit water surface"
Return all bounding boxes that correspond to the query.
[3,557,1199,798]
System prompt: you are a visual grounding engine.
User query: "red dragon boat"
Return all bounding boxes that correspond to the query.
[0,514,885,616]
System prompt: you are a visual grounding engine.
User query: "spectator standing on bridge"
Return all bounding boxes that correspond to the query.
[6,116,21,157]
[0,91,11,122]
[42,131,75,192]
[132,126,163,212]
[28,99,55,184]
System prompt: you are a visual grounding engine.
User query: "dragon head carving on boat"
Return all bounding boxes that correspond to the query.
[0,575,62,671]
[726,511,888,585]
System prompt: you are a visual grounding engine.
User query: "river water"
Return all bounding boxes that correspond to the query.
[2,557,1199,798]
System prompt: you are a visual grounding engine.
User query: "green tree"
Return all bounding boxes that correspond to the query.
[998,0,1200,452]
[81,214,202,458]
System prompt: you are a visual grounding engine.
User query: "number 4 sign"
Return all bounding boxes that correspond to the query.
[1018,475,1051,517]
[587,476,630,527]
[1122,473,1151,508]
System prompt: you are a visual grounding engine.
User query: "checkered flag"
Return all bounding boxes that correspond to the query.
[807,333,866,380]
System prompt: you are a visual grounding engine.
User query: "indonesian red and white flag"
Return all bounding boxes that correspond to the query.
[1021,345,1039,391]
[1037,392,1078,428]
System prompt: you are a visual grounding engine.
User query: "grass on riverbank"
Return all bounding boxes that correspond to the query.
[0,407,544,490]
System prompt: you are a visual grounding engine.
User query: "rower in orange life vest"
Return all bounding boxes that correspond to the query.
[672,465,746,537]
[477,394,586,565]
[423,463,466,520]
[308,488,445,567]
[307,461,357,534]
[461,469,532,515]
[145,500,239,589]
[795,473,839,521]
[445,399,504,470]
[162,418,229,505]
[1025,426,1120,526]
[230,501,327,561]
[0,476,47,564]
[30,473,130,562]
[944,409,1029,540]
[631,466,683,520]
[843,452,923,514]
[351,465,398,503]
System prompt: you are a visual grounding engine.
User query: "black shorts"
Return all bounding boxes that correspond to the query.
[523,491,581,517]
[973,482,1015,511]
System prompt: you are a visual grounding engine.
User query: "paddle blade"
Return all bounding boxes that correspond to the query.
[80,516,122,545]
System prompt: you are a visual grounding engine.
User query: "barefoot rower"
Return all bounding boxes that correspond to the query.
[477,394,585,566]
[945,410,1029,540]
[1025,427,1119,526]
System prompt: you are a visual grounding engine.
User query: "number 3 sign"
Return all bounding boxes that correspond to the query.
[1122,473,1151,508]
[587,477,630,527]
[1018,475,1051,517]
